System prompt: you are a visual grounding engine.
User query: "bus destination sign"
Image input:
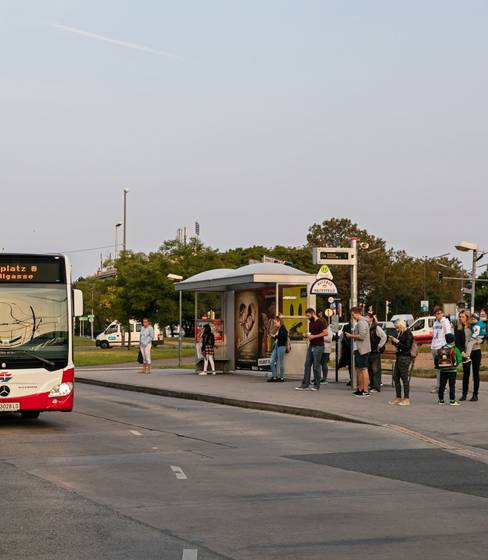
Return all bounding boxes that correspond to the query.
[0,256,65,283]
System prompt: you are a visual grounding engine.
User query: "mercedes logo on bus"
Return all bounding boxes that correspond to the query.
[0,385,10,397]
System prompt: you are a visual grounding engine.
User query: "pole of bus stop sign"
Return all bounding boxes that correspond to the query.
[350,237,358,390]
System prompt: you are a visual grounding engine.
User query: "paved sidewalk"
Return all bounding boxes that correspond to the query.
[77,366,488,453]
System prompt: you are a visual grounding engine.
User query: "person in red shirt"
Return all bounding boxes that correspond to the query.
[296,308,328,391]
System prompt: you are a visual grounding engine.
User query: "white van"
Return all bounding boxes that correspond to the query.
[96,320,162,349]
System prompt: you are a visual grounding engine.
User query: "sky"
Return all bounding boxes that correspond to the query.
[1,0,487,277]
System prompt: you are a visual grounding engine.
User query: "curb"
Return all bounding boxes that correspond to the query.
[76,377,375,426]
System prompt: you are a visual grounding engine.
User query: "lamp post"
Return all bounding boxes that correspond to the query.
[455,241,480,313]
[114,223,122,261]
[168,273,184,367]
[123,188,129,253]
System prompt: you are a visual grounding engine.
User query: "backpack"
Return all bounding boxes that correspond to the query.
[437,345,455,368]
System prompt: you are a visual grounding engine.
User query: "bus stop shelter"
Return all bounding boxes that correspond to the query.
[175,263,317,374]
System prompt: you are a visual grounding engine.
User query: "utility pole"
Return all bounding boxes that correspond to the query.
[471,249,477,314]
[350,237,358,390]
[123,188,129,253]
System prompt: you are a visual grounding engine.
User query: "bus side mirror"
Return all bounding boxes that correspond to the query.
[73,289,84,317]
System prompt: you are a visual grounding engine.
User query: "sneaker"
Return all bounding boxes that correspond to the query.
[389,398,402,405]
[362,392,371,397]
[398,398,411,406]
[470,394,479,402]
[278,378,285,382]
[438,400,445,405]
[462,357,472,364]
[212,371,217,375]
[369,388,379,393]
[321,379,328,384]
[310,386,319,391]
[449,400,460,406]
[267,378,277,383]
[295,385,309,391]
[199,372,207,376]
[353,390,365,397]
[459,395,467,402]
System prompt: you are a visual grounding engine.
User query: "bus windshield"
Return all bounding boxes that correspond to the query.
[0,284,69,370]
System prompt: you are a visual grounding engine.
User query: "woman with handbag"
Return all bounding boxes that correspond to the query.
[139,318,154,374]
[200,324,216,375]
[390,320,413,406]
[268,317,288,382]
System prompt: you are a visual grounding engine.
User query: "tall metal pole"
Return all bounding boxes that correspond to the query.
[115,225,119,261]
[123,189,128,253]
[350,237,358,389]
[178,290,182,367]
[471,249,477,314]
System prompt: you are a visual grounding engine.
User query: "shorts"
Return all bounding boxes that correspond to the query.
[354,350,370,369]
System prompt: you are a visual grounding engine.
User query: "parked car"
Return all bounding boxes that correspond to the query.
[377,321,397,337]
[409,316,435,345]
[96,320,163,349]
[390,314,415,327]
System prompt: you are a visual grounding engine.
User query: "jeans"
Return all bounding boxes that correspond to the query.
[439,370,457,402]
[140,344,152,365]
[368,351,382,391]
[393,354,411,398]
[321,352,330,381]
[270,344,286,379]
[303,345,324,389]
[462,349,481,396]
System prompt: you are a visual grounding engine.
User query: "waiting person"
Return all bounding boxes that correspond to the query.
[296,308,328,391]
[390,320,413,405]
[320,323,334,384]
[139,318,154,374]
[437,333,462,405]
[455,309,472,401]
[338,321,353,386]
[366,312,387,392]
[200,324,216,375]
[468,313,483,401]
[345,307,371,397]
[268,317,288,382]
[431,306,452,393]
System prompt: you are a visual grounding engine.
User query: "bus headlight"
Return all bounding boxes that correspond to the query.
[49,382,73,398]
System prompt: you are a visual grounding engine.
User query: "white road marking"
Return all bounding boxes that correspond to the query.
[129,430,142,436]
[182,549,197,560]
[171,465,188,480]
[152,446,159,450]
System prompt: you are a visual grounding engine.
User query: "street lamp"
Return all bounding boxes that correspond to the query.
[114,223,122,261]
[123,188,129,253]
[167,273,184,367]
[455,241,480,313]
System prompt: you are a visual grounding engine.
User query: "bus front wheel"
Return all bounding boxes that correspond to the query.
[21,411,41,420]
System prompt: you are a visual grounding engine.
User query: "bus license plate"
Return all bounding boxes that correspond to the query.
[0,403,20,411]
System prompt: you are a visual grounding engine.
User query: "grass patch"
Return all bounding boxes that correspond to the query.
[74,336,97,347]
[75,346,194,367]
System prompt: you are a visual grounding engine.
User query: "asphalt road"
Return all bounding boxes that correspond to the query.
[2,385,488,559]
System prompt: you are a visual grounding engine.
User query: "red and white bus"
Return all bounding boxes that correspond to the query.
[0,254,83,419]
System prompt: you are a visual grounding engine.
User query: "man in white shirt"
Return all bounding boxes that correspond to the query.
[431,306,452,392]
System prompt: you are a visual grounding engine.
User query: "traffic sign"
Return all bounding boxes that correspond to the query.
[328,296,335,304]
[310,278,338,295]
[312,247,357,266]
[420,300,429,313]
[325,308,334,317]
[87,314,95,319]
[79,317,88,321]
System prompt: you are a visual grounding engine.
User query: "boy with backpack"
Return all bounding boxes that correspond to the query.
[437,333,462,406]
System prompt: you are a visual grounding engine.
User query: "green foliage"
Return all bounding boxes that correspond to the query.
[75,218,473,331]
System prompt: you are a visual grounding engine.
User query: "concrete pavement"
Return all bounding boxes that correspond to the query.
[77,366,488,455]
[3,384,488,559]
